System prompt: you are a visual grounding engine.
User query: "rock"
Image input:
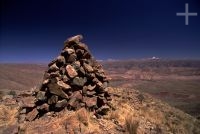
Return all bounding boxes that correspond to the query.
[96,72,106,79]
[78,66,86,75]
[48,83,69,99]
[55,99,68,108]
[26,108,38,121]
[67,53,77,63]
[18,114,26,123]
[20,108,27,114]
[42,79,49,85]
[87,84,96,91]
[70,91,82,100]
[2,95,13,100]
[48,59,56,67]
[83,97,97,108]
[48,95,58,104]
[49,63,59,72]
[50,71,61,78]
[105,96,112,101]
[97,97,107,107]
[83,63,93,72]
[83,52,91,59]
[19,96,35,108]
[56,55,65,65]
[66,65,78,78]
[72,61,81,70]
[76,49,84,56]
[36,91,46,101]
[86,90,96,96]
[85,73,95,79]
[68,91,82,109]
[64,35,83,45]
[77,42,88,50]
[62,75,69,83]
[37,103,49,111]
[72,77,87,87]
[57,81,71,90]
[96,105,110,115]
[62,48,75,55]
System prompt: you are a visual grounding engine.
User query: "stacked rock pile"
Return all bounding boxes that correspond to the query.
[20,35,112,121]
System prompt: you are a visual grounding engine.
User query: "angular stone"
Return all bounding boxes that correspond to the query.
[50,78,60,85]
[92,78,103,89]
[62,75,69,83]
[85,73,95,80]
[82,86,87,95]
[37,103,49,111]
[66,65,78,78]
[78,66,85,75]
[67,53,77,63]
[83,63,93,72]
[48,59,56,67]
[19,96,35,108]
[20,108,27,114]
[57,81,71,90]
[50,71,61,78]
[97,96,107,107]
[72,77,87,87]
[86,90,96,96]
[83,52,91,59]
[95,72,106,79]
[103,82,108,88]
[106,96,112,101]
[43,71,50,80]
[26,108,38,121]
[49,63,59,72]
[87,84,96,91]
[55,99,68,108]
[48,83,68,99]
[42,79,49,85]
[48,95,58,104]
[60,67,66,75]
[19,114,26,123]
[83,97,97,108]
[68,97,77,108]
[64,35,83,45]
[96,105,110,115]
[2,95,13,100]
[70,91,82,100]
[76,49,84,56]
[56,55,65,64]
[36,91,46,101]
[72,61,81,70]
[77,42,88,50]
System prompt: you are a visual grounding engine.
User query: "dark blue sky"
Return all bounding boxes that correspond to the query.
[0,0,200,62]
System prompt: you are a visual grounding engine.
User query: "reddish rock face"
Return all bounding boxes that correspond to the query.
[26,108,38,121]
[66,65,78,78]
[21,35,112,121]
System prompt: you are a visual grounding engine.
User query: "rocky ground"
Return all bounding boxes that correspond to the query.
[0,87,200,134]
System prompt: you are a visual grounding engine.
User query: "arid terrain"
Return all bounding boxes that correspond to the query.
[102,60,200,119]
[0,60,200,133]
[1,60,200,119]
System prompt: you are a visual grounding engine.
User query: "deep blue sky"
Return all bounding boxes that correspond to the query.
[0,0,200,62]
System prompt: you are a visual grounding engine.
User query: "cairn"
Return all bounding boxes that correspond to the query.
[19,35,112,121]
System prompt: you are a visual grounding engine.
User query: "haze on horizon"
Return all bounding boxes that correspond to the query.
[0,0,200,63]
